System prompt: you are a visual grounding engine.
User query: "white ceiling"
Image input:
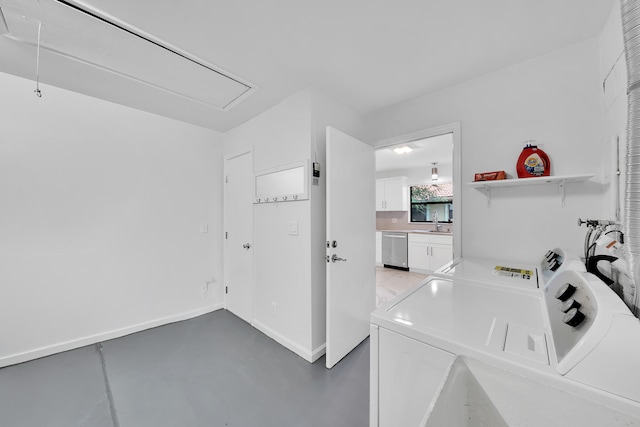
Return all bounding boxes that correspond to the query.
[376,133,452,173]
[0,0,615,133]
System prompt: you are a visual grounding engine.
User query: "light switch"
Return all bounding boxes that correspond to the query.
[288,221,298,236]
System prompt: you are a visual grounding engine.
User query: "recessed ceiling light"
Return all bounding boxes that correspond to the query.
[393,146,413,154]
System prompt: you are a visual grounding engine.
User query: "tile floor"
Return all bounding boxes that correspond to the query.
[375,266,428,307]
[0,310,370,427]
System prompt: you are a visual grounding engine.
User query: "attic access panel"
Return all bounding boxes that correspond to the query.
[0,0,254,110]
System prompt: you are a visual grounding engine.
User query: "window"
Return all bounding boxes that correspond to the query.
[410,183,453,223]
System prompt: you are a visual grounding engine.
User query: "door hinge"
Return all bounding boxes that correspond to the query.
[225,232,228,239]
[225,286,228,294]
[225,175,229,183]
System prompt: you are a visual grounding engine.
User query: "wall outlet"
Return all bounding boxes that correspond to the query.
[272,301,277,315]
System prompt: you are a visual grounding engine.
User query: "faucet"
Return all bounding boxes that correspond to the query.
[433,210,441,232]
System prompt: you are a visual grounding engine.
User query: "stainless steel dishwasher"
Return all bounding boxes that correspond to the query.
[382,231,408,270]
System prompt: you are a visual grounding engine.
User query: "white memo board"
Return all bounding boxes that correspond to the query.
[254,160,309,203]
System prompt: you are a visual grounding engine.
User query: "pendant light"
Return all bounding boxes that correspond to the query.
[431,162,438,181]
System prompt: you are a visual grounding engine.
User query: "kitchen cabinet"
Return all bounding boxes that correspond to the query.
[408,233,452,274]
[375,232,382,266]
[376,177,407,211]
[375,326,454,427]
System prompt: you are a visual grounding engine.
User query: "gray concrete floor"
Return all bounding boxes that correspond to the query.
[0,310,369,427]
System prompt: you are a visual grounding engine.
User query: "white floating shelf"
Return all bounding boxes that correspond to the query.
[468,174,594,207]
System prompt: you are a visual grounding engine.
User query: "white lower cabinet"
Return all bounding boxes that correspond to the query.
[375,232,382,265]
[375,327,454,427]
[408,233,452,274]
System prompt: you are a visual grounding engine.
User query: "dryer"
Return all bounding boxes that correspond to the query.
[432,247,585,291]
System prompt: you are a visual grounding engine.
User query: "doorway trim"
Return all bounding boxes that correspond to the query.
[374,122,461,259]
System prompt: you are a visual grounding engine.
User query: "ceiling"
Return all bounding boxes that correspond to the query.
[0,0,615,133]
[375,133,452,174]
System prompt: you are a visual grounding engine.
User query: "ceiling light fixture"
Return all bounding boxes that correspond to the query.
[431,162,438,181]
[393,146,413,154]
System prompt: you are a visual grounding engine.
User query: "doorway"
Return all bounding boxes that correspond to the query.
[374,123,461,306]
[223,150,254,323]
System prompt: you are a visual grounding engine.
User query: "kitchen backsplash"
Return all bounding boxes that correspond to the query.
[376,211,452,233]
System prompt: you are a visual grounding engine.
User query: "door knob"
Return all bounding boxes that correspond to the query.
[243,243,251,249]
[331,254,347,262]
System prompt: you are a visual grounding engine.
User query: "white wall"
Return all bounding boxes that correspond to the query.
[222,88,365,361]
[364,38,607,262]
[223,90,317,360]
[0,72,223,367]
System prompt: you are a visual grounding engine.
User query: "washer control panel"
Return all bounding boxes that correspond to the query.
[544,269,631,374]
[545,271,597,367]
[553,283,588,327]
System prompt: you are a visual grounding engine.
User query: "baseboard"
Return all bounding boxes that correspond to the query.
[0,304,224,368]
[310,343,326,363]
[252,319,322,363]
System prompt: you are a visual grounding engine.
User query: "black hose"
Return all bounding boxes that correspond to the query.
[584,228,593,267]
[586,255,618,286]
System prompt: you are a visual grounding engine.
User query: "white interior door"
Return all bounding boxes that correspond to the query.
[326,127,376,369]
[224,151,254,323]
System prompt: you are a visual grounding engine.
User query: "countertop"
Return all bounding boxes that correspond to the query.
[377,229,453,236]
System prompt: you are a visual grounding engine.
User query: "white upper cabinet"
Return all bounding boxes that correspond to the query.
[376,177,408,211]
[376,181,386,211]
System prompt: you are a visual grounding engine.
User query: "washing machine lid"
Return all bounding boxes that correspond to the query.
[377,277,547,356]
[435,257,539,289]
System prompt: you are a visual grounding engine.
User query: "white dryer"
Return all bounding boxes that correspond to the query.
[432,247,585,291]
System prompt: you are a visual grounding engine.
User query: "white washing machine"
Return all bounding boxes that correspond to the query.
[370,249,640,426]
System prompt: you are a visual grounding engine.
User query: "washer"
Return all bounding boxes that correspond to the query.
[370,249,640,427]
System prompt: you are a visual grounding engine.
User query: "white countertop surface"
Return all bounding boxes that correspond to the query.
[377,229,453,236]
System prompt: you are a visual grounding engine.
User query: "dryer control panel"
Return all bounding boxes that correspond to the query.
[540,247,585,285]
